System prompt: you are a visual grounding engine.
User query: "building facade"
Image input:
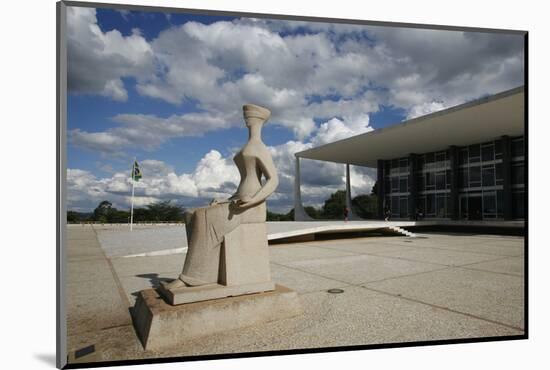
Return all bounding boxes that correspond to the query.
[294,87,525,222]
[378,135,524,220]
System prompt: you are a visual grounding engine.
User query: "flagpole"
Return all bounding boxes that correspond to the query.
[130,158,135,231]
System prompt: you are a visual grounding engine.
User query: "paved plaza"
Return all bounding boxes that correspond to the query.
[66,224,525,364]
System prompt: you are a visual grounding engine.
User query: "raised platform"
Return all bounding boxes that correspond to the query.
[267,220,524,242]
[132,285,302,351]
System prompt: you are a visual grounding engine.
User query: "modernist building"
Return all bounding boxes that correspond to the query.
[294,86,525,221]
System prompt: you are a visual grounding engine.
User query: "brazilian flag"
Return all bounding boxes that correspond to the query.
[132,160,142,181]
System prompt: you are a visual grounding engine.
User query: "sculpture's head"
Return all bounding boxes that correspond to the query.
[243,104,271,128]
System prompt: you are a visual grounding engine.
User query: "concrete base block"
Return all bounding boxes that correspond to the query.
[132,285,302,350]
[158,280,275,305]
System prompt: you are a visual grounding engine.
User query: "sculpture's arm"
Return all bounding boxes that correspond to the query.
[236,149,279,209]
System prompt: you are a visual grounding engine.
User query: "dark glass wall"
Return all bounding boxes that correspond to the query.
[381,136,524,220]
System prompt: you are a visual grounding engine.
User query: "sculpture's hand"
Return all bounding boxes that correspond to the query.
[234,195,253,209]
[210,198,220,205]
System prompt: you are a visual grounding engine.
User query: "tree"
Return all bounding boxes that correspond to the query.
[352,194,378,219]
[93,201,113,223]
[371,180,379,196]
[67,211,83,223]
[321,190,347,219]
[145,201,185,222]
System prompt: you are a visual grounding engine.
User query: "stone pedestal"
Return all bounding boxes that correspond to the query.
[132,285,302,350]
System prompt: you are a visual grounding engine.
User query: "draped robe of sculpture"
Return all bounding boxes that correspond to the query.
[166,104,278,290]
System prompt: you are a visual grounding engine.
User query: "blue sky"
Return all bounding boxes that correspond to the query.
[66,6,524,213]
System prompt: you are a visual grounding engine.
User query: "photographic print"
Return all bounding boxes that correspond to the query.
[57,1,526,368]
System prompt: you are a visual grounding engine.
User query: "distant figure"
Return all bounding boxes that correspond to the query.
[414,207,424,221]
[384,207,391,221]
[344,207,349,222]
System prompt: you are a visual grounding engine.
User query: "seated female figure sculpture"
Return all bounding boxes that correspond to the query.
[165,104,278,290]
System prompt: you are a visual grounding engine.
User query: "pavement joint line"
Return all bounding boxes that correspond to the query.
[455,255,517,268]
[278,244,453,268]
[453,265,524,279]
[364,253,520,270]
[359,285,524,332]
[270,261,359,287]
[310,242,418,255]
[355,266,452,285]
[298,247,461,269]
[270,260,448,292]
[376,240,524,258]
[271,250,370,264]
[457,266,523,278]
[91,226,133,309]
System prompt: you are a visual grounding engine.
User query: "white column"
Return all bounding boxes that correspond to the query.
[294,156,314,221]
[345,163,356,220]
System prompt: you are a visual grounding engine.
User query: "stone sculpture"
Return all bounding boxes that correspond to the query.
[160,104,279,304]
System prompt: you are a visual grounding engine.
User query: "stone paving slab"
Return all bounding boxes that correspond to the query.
[283,253,445,285]
[368,245,505,266]
[269,263,350,293]
[381,237,524,257]
[68,259,115,283]
[66,225,135,360]
[110,254,186,278]
[96,225,187,258]
[67,280,131,336]
[461,256,524,276]
[364,267,524,329]
[308,239,413,255]
[269,244,357,263]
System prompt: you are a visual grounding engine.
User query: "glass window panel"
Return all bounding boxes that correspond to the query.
[391,177,399,192]
[446,195,452,218]
[400,197,408,218]
[446,170,452,189]
[425,153,435,170]
[459,168,468,188]
[418,196,426,214]
[384,179,390,194]
[469,166,481,186]
[483,192,497,215]
[469,144,481,163]
[497,190,503,217]
[459,149,468,165]
[390,159,399,175]
[427,194,435,215]
[494,140,503,159]
[481,145,494,162]
[512,163,524,185]
[416,175,424,191]
[482,165,495,187]
[399,158,409,174]
[435,152,446,168]
[426,172,435,189]
[512,138,524,157]
[495,163,503,180]
[391,196,399,215]
[399,177,408,193]
[513,191,524,219]
[460,196,468,219]
[416,156,425,172]
[436,171,446,190]
[436,194,446,218]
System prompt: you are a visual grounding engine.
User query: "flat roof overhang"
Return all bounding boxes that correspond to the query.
[296,86,525,167]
